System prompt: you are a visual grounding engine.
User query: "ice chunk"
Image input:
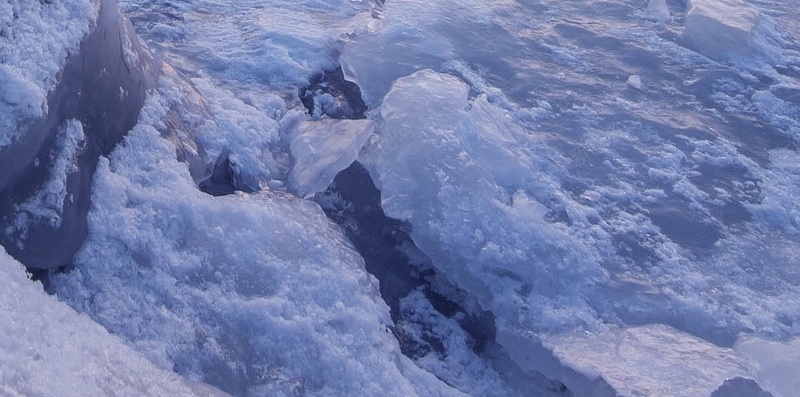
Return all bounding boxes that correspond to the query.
[538,325,754,397]
[0,247,227,397]
[626,74,643,90]
[0,0,97,150]
[359,69,607,333]
[642,0,671,22]
[684,0,762,61]
[735,336,800,397]
[289,118,374,198]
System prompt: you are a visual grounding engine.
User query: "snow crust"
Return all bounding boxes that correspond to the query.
[0,247,227,397]
[0,0,97,150]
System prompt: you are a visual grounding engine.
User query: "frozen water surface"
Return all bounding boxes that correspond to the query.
[2,0,800,395]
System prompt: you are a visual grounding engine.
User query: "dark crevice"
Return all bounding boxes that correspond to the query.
[314,162,496,359]
[300,66,368,120]
[198,152,237,197]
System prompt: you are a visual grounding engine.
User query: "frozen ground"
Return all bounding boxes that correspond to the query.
[2,0,800,396]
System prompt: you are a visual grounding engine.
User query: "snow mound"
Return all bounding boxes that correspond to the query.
[684,0,762,61]
[0,247,227,397]
[49,90,460,396]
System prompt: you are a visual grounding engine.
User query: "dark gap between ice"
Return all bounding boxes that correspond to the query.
[314,162,496,359]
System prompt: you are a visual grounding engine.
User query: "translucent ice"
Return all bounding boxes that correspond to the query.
[684,0,762,61]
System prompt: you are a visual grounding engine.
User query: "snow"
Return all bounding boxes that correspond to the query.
[641,0,671,22]
[289,118,374,198]
[2,0,800,395]
[0,0,97,150]
[47,88,461,396]
[684,0,762,61]
[0,247,228,397]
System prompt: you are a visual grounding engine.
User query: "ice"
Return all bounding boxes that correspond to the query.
[735,336,800,397]
[119,0,377,89]
[289,118,374,198]
[0,247,228,397]
[0,0,160,269]
[626,74,643,90]
[540,325,753,397]
[360,68,606,333]
[4,120,85,247]
[47,90,460,396]
[684,0,762,61]
[354,64,800,393]
[4,0,800,394]
[641,0,671,22]
[0,0,97,150]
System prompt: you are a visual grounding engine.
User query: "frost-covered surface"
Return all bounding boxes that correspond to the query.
[0,0,97,150]
[0,247,228,397]
[4,119,85,247]
[3,0,800,395]
[48,88,460,396]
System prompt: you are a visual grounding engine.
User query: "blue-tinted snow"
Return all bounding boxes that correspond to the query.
[0,248,228,397]
[2,0,800,395]
[48,87,460,396]
[0,0,97,150]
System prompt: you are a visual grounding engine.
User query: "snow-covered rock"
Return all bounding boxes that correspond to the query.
[0,0,159,269]
[684,0,762,61]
